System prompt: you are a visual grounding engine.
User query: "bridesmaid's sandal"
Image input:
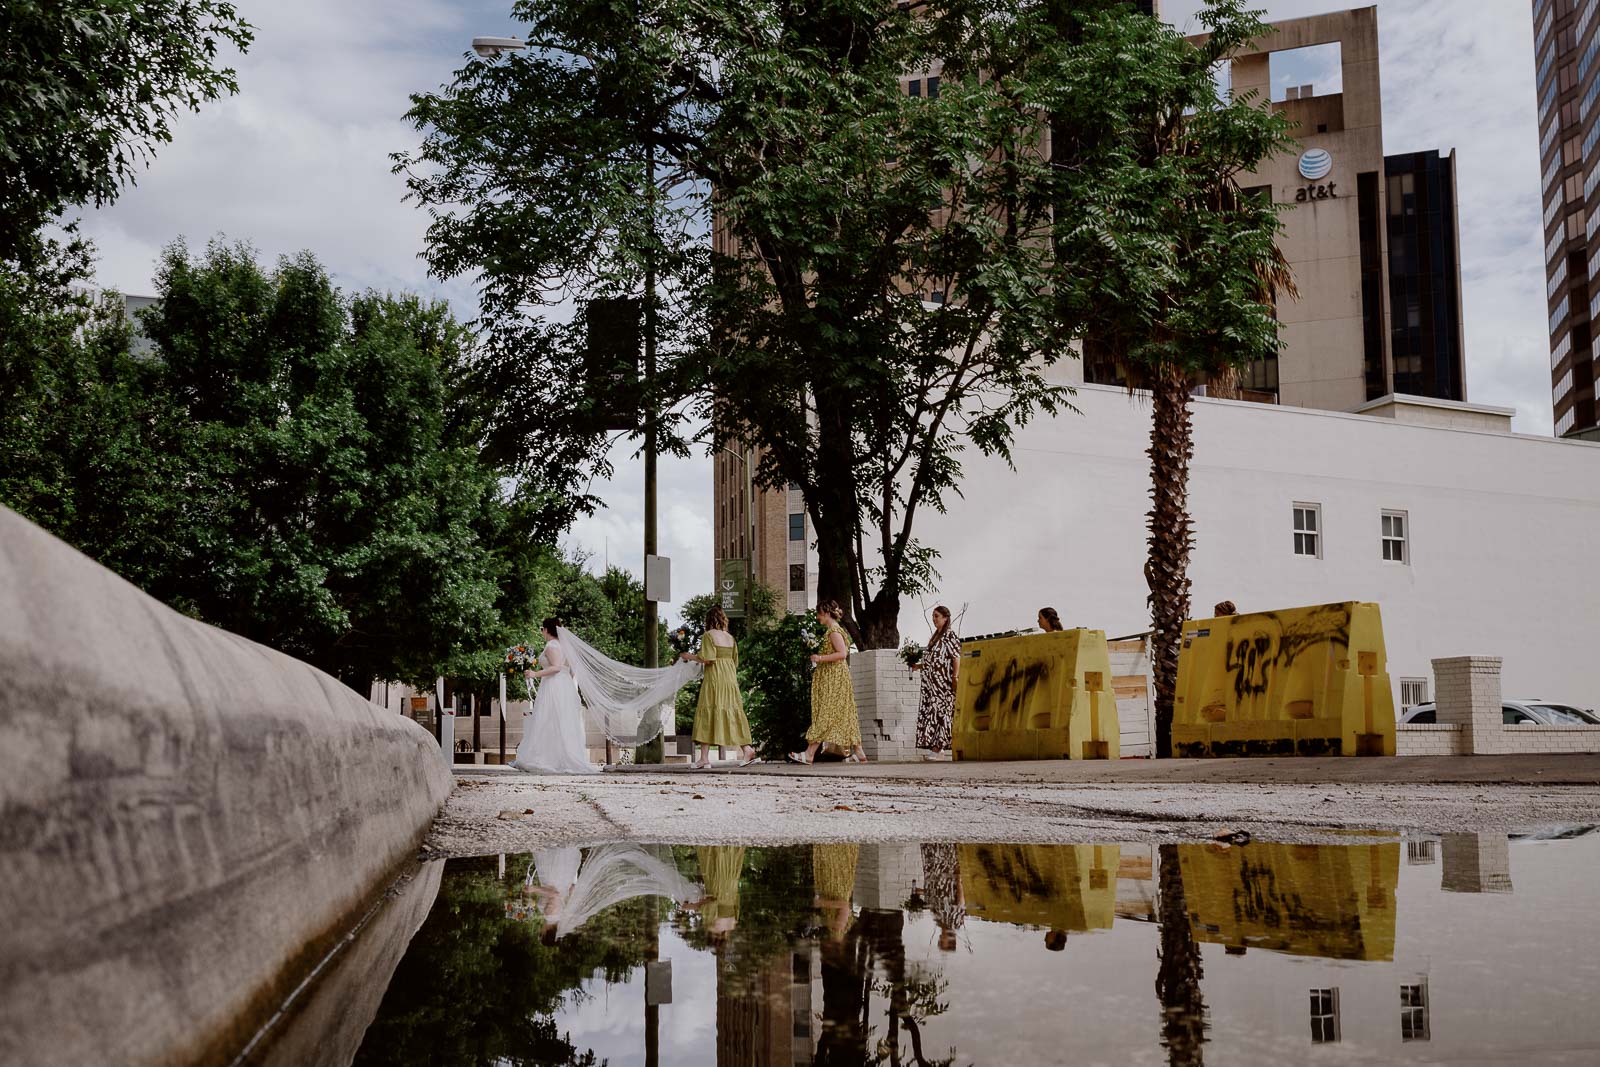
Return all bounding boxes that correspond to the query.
[786,752,811,765]
[739,754,763,767]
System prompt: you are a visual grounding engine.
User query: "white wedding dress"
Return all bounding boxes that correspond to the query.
[512,640,600,774]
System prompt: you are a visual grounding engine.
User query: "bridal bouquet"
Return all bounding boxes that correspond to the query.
[504,643,538,676]
[898,641,924,669]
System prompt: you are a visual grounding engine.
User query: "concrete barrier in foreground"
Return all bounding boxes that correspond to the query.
[0,506,454,1067]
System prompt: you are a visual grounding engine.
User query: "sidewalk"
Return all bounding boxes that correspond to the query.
[455,752,1600,787]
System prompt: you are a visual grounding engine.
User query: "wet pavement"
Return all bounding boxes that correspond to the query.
[259,829,1600,1066]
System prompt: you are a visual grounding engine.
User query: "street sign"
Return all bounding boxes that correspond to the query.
[645,554,671,603]
[719,557,749,617]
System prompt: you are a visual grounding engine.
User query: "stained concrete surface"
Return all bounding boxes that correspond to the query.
[428,754,1600,857]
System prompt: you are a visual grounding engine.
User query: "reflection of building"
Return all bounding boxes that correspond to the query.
[716,950,810,1067]
[1178,841,1399,961]
[959,844,1118,932]
[1440,833,1514,894]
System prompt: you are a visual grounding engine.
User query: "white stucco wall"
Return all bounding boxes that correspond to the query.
[915,382,1600,709]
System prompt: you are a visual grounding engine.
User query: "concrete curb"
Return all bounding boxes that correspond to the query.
[0,506,453,1067]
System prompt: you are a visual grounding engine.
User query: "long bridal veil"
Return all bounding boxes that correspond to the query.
[526,844,699,939]
[557,626,702,746]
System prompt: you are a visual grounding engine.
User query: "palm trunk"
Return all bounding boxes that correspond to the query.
[1156,844,1207,1066]
[1145,367,1194,759]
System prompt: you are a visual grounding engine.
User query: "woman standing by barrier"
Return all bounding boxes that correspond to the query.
[788,600,867,765]
[678,605,758,769]
[1038,606,1064,633]
[914,605,960,761]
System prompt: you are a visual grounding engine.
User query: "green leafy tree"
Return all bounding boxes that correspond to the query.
[395,0,1104,650]
[355,856,657,1066]
[1053,2,1295,756]
[0,0,251,266]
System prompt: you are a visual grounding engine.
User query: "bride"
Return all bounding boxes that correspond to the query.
[512,616,701,774]
[513,617,597,774]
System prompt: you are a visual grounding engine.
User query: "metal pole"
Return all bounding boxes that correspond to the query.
[638,99,663,765]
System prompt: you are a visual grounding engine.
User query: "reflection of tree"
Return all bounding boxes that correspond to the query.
[1155,844,1207,1067]
[354,855,657,1066]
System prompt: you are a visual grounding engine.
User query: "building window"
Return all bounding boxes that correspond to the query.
[789,564,806,592]
[1401,981,1430,1042]
[1382,510,1408,563]
[1405,839,1436,865]
[1310,988,1341,1044]
[1400,678,1428,708]
[1293,503,1322,558]
[907,78,921,97]
[926,75,940,99]
[788,512,805,541]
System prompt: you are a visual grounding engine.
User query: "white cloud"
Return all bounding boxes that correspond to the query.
[1166,0,1552,432]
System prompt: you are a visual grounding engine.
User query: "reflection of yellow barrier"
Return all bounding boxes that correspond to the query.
[959,844,1118,931]
[1177,842,1399,961]
[1172,602,1396,758]
[951,630,1120,761]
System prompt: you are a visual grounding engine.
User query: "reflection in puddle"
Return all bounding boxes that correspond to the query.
[337,833,1600,1066]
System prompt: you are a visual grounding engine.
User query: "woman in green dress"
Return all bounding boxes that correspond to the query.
[788,600,867,765]
[679,605,758,769]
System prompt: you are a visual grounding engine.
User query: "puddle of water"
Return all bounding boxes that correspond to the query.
[318,832,1600,1066]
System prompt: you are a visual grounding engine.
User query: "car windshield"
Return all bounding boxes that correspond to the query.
[1529,704,1600,725]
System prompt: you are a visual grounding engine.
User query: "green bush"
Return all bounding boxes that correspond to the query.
[740,611,818,760]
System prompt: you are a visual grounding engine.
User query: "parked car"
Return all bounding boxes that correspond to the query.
[1400,699,1600,725]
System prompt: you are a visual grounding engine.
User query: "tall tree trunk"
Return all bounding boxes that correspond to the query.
[811,380,865,641]
[857,590,901,650]
[1145,367,1194,759]
[1156,844,1207,1066]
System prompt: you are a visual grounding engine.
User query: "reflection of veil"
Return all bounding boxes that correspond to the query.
[527,844,698,939]
[557,626,701,745]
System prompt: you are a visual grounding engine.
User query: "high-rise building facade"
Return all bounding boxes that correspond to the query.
[1087,7,1467,411]
[1532,0,1600,438]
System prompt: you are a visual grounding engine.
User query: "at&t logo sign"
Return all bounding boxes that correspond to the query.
[1294,148,1337,202]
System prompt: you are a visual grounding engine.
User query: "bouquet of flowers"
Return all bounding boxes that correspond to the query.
[504,643,539,676]
[898,641,924,669]
[667,625,696,659]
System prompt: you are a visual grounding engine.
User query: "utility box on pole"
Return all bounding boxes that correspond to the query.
[645,554,671,603]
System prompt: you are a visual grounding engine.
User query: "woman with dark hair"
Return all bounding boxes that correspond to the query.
[678,604,758,768]
[913,605,961,760]
[788,599,867,764]
[1037,607,1064,633]
[512,616,598,774]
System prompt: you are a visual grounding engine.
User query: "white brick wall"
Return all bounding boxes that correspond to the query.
[852,843,921,910]
[851,649,922,761]
[1433,656,1505,754]
[1395,723,1463,756]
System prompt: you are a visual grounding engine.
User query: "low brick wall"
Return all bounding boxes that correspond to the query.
[853,649,921,761]
[1396,723,1463,756]
[1498,724,1600,753]
[0,506,453,1067]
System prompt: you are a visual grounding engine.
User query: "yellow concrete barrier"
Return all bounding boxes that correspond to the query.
[959,844,1118,931]
[951,630,1120,761]
[1172,602,1396,758]
[1177,842,1399,961]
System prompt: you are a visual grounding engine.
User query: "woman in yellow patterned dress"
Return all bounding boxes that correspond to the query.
[678,606,757,769]
[788,600,867,764]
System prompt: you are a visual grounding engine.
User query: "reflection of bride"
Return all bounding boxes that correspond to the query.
[512,618,701,774]
[524,844,698,940]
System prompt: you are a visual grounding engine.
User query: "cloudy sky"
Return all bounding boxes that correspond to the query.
[80,0,1548,621]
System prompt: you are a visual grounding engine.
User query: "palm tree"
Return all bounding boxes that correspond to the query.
[1054,3,1295,757]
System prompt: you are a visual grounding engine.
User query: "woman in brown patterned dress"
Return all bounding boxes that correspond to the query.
[914,605,960,760]
[919,843,965,952]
